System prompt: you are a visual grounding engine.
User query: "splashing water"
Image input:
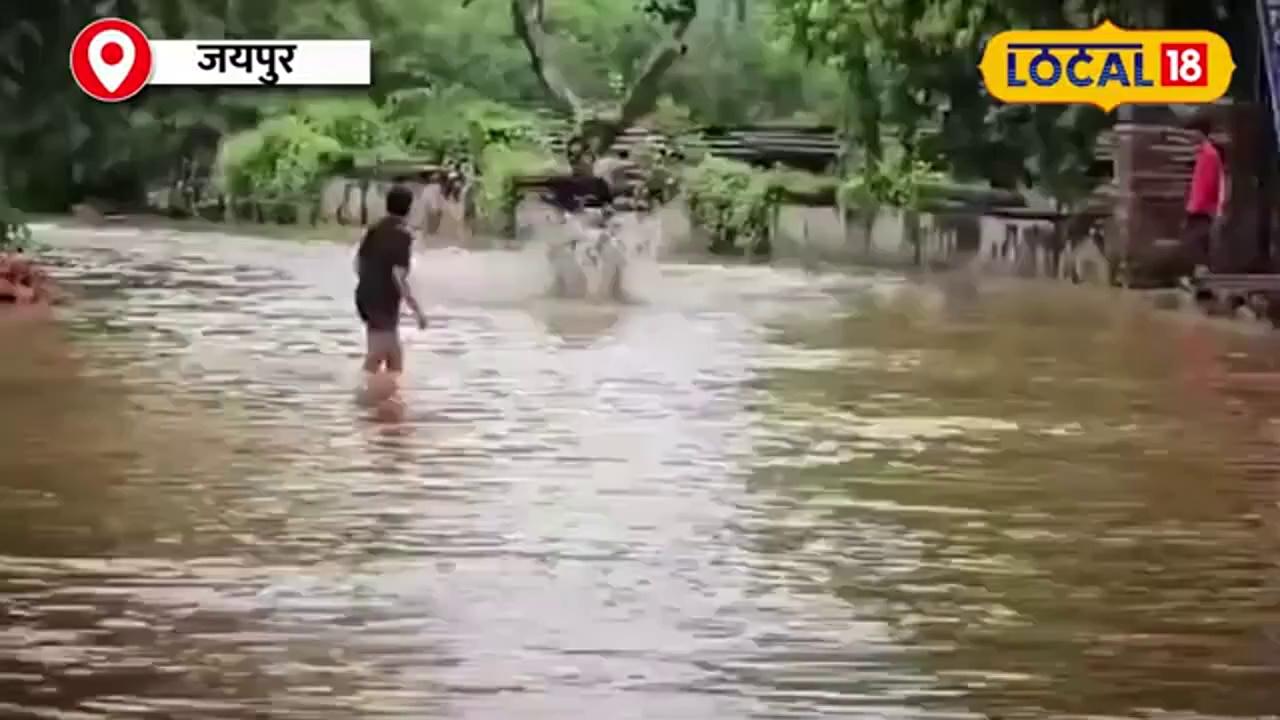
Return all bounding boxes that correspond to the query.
[485,204,665,305]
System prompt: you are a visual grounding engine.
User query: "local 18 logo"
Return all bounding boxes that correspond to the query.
[978,21,1234,110]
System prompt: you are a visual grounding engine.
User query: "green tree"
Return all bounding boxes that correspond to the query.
[771,0,1156,206]
[2,0,849,218]
[455,0,702,155]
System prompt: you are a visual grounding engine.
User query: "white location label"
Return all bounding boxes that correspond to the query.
[88,29,135,92]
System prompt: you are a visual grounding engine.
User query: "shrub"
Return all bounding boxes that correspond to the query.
[213,115,343,221]
[473,143,560,235]
[683,157,839,255]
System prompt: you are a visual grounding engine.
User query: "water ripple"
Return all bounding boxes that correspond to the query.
[0,225,1278,718]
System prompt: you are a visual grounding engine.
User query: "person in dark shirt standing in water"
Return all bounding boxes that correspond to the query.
[355,184,428,383]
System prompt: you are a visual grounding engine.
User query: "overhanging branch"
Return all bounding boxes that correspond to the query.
[599,6,696,150]
[510,0,580,116]
[492,0,698,155]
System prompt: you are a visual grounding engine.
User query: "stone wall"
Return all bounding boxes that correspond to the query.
[1111,121,1203,284]
[767,203,1109,282]
[317,176,471,248]
[523,193,1108,284]
[312,176,1107,284]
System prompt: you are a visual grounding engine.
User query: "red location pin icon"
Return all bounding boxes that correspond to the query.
[70,18,153,102]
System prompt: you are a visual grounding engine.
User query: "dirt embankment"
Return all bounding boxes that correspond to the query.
[0,253,58,309]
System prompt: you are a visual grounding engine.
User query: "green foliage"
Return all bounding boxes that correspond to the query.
[443,97,560,233]
[384,85,476,161]
[214,115,344,200]
[290,97,403,162]
[463,102,554,159]
[2,0,851,218]
[664,2,844,125]
[683,156,781,254]
[641,96,696,135]
[839,156,945,212]
[770,0,1162,204]
[461,101,560,232]
[0,0,149,210]
[683,157,841,253]
[390,89,557,164]
[473,143,560,235]
[11,0,1181,222]
[210,89,560,228]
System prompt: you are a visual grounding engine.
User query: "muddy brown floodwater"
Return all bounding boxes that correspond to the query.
[3,224,1280,719]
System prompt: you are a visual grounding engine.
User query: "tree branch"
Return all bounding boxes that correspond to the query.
[509,0,580,116]
[602,8,695,150]
[493,0,698,157]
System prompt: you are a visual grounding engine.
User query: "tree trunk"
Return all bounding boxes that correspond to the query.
[508,0,580,116]
[506,0,697,156]
[849,56,882,164]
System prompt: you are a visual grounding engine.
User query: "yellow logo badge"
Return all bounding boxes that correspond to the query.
[978,21,1235,110]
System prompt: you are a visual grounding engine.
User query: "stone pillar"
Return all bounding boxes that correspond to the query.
[1111,120,1136,276]
[1219,104,1263,272]
[1112,120,1181,285]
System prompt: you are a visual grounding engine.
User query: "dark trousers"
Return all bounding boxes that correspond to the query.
[1184,213,1213,270]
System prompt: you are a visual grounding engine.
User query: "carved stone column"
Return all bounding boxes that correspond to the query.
[1219,103,1262,272]
[1112,115,1183,285]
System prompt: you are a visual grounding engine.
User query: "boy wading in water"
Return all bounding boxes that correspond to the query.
[355,184,428,392]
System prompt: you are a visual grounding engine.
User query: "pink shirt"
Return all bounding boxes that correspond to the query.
[1186,140,1224,216]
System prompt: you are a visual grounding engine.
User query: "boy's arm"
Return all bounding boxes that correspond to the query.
[392,266,427,329]
[391,236,427,329]
[353,230,367,276]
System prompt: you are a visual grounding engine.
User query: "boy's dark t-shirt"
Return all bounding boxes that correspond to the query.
[355,217,412,330]
[544,175,613,212]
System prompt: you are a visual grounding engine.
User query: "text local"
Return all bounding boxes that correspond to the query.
[1006,43,1153,88]
[196,43,297,85]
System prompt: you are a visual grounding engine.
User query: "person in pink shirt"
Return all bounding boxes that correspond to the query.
[1183,115,1226,280]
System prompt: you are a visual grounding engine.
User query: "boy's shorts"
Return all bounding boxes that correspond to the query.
[356,293,399,332]
[355,293,401,355]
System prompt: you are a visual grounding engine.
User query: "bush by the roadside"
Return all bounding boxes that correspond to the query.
[214,115,344,210]
[211,93,557,226]
[838,156,945,213]
[473,143,560,235]
[683,158,842,255]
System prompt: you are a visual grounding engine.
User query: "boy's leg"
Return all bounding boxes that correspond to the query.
[1184,214,1212,274]
[381,328,405,374]
[367,326,402,374]
[362,326,387,374]
[361,328,402,405]
[357,297,386,373]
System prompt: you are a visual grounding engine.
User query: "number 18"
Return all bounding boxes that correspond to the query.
[1161,43,1208,86]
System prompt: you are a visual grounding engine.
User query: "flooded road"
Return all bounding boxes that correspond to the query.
[3,225,1280,719]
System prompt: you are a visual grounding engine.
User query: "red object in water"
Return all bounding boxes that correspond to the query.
[0,253,57,306]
